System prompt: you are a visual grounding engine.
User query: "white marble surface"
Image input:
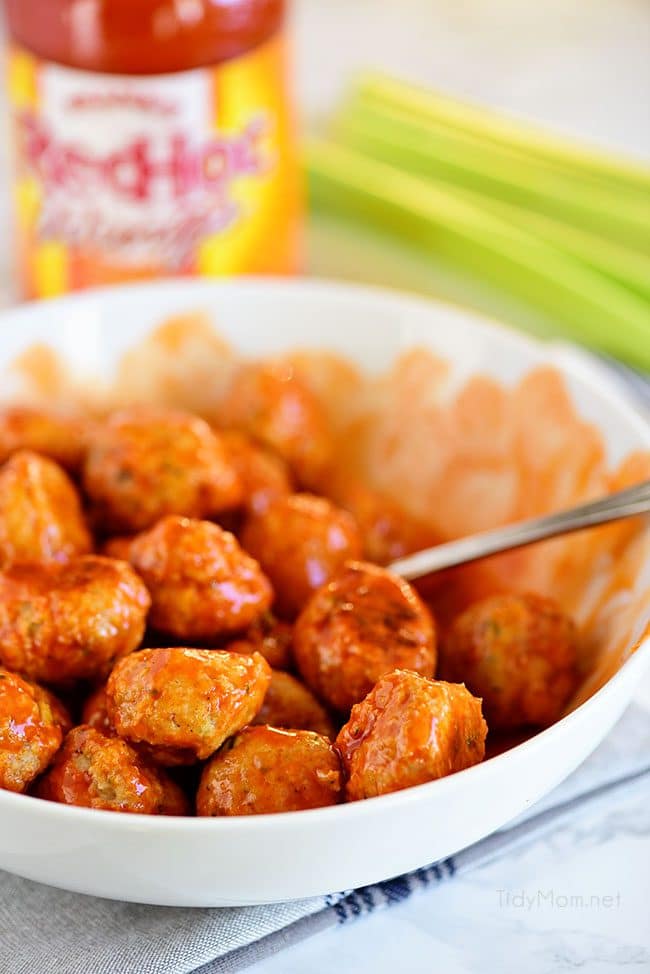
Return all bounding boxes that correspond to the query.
[0,2,649,972]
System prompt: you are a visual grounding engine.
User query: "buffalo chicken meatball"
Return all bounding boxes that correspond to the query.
[101,535,135,561]
[0,451,92,569]
[82,683,198,767]
[125,516,272,641]
[294,561,437,713]
[221,431,293,515]
[83,407,241,533]
[241,494,363,619]
[218,360,332,487]
[106,648,271,761]
[36,725,189,814]
[0,557,151,684]
[0,406,89,471]
[336,671,487,800]
[330,478,440,567]
[197,726,342,816]
[234,612,294,670]
[439,593,579,729]
[0,668,70,793]
[81,684,113,735]
[253,671,337,738]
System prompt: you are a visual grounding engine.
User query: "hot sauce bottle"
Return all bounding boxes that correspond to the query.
[3,0,302,298]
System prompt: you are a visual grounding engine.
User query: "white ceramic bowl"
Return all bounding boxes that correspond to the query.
[0,279,648,907]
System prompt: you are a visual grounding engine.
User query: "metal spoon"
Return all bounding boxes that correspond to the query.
[389,479,650,581]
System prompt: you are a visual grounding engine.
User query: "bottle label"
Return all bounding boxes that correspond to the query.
[7,35,301,297]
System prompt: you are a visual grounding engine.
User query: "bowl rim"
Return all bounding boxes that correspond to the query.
[0,276,648,832]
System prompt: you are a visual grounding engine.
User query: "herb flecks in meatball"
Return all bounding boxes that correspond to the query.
[336,671,487,800]
[0,667,70,793]
[294,561,437,713]
[197,726,342,816]
[37,725,189,814]
[107,648,271,761]
[439,592,579,729]
[83,406,241,533]
[0,556,150,685]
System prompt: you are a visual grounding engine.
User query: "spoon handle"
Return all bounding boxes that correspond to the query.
[389,479,650,581]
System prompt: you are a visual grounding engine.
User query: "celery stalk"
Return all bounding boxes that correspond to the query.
[334,102,650,256]
[356,73,650,199]
[306,139,650,370]
[333,106,650,300]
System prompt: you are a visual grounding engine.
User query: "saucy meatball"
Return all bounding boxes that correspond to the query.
[253,671,337,738]
[36,725,189,814]
[197,726,342,816]
[0,556,151,685]
[125,516,273,641]
[81,684,113,735]
[81,683,197,767]
[294,561,437,713]
[83,406,241,533]
[332,479,439,566]
[241,494,363,619]
[101,536,135,560]
[0,451,92,570]
[234,612,294,670]
[218,360,332,487]
[439,593,579,729]
[0,667,70,793]
[106,648,271,761]
[336,671,487,800]
[0,406,88,471]
[221,431,293,515]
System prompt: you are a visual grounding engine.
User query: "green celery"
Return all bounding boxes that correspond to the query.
[306,138,650,370]
[356,73,650,199]
[334,102,650,256]
[334,106,650,300]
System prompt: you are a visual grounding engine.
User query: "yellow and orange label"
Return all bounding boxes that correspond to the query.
[7,36,302,299]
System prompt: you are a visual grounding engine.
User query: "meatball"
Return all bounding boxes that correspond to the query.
[36,725,189,814]
[125,516,272,641]
[0,406,89,471]
[197,726,342,816]
[83,406,241,533]
[0,556,151,684]
[294,561,437,713]
[101,536,135,561]
[0,667,70,793]
[233,612,294,670]
[253,671,337,738]
[439,593,579,729]
[81,683,198,767]
[218,360,332,487]
[81,684,113,735]
[0,451,92,570]
[336,671,487,800]
[332,479,439,566]
[221,431,293,515]
[241,494,363,619]
[106,648,271,761]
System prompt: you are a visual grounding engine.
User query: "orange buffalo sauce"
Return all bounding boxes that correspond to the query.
[4,0,301,298]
